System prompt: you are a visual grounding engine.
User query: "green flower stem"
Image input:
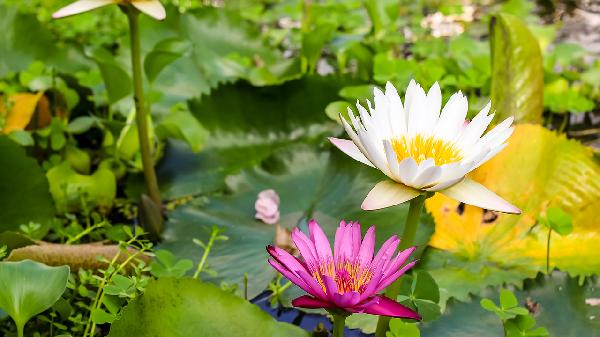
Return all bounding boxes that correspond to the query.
[374,194,426,337]
[193,230,218,279]
[16,321,24,337]
[125,7,162,207]
[332,314,347,337]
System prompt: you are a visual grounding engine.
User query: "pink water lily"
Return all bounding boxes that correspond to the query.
[52,0,166,20]
[267,220,420,319]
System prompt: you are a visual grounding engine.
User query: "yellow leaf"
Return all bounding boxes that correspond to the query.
[2,92,44,134]
[426,124,600,277]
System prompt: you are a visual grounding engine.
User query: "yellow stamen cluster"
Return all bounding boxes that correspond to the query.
[312,260,373,294]
[391,135,462,166]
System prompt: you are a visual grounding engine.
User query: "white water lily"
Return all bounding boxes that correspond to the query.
[329,80,520,213]
[53,0,166,20]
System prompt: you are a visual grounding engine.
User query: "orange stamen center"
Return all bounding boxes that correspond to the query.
[312,260,373,294]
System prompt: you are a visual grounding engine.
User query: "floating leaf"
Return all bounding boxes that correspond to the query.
[424,124,600,303]
[490,13,543,123]
[0,136,54,231]
[0,260,69,336]
[107,278,309,337]
[161,144,433,299]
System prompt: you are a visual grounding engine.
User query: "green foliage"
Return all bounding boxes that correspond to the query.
[85,47,133,104]
[0,260,69,337]
[107,278,309,337]
[46,161,117,214]
[481,289,548,337]
[144,38,191,83]
[538,207,573,236]
[387,318,420,337]
[490,13,543,123]
[0,136,54,231]
[150,249,193,278]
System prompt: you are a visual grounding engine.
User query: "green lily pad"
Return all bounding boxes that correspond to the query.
[107,278,309,337]
[161,143,433,299]
[0,136,54,231]
[423,272,599,337]
[0,260,70,336]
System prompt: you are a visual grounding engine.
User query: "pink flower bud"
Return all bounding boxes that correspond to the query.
[255,189,280,225]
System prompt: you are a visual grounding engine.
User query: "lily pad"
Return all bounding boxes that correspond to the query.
[422,272,599,337]
[161,143,433,299]
[424,124,600,303]
[107,278,309,337]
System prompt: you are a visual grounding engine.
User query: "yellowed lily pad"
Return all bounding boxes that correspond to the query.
[425,124,600,300]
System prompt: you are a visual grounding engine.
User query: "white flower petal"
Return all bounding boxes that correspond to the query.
[329,138,374,167]
[385,82,406,136]
[435,91,468,141]
[457,102,494,148]
[397,157,419,186]
[412,162,442,189]
[440,178,521,214]
[406,82,427,136]
[422,82,442,135]
[361,181,421,210]
[383,140,401,181]
[52,0,115,18]
[132,0,166,20]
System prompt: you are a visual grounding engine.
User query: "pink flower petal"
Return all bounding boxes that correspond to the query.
[291,228,318,268]
[268,260,314,296]
[328,137,375,167]
[358,226,375,264]
[360,295,421,319]
[376,260,418,293]
[308,220,333,262]
[333,291,362,308]
[333,220,347,261]
[131,0,166,20]
[441,178,521,214]
[351,221,361,256]
[292,295,334,309]
[296,270,327,298]
[362,181,421,211]
[371,235,399,268]
[266,246,308,275]
[52,0,115,19]
[384,246,417,275]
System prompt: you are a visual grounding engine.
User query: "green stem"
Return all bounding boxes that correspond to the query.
[374,194,426,337]
[17,322,24,337]
[125,7,161,207]
[193,232,218,279]
[332,314,347,337]
[546,227,552,274]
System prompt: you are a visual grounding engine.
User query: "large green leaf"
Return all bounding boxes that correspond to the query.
[0,136,54,231]
[126,76,353,199]
[139,7,300,110]
[85,46,133,104]
[0,260,69,335]
[107,278,309,337]
[490,13,543,123]
[160,143,433,299]
[0,5,88,77]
